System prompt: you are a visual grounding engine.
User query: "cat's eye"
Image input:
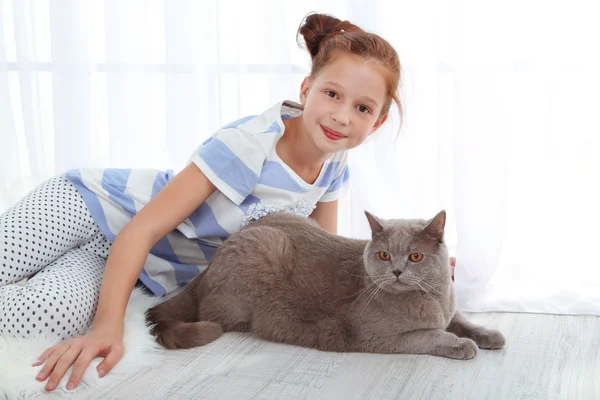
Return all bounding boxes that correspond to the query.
[409,253,423,262]
[378,252,391,261]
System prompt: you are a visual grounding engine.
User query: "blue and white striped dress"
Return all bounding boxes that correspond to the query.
[66,101,350,296]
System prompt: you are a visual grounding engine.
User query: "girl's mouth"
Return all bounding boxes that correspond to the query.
[320,125,346,141]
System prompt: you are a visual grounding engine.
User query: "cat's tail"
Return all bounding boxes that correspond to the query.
[145,274,223,349]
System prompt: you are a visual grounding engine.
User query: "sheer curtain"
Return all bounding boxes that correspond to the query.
[347,0,600,315]
[0,0,349,207]
[2,0,599,314]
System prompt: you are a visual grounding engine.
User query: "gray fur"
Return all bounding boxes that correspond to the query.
[147,210,505,359]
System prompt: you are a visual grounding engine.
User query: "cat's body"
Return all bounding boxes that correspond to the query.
[147,211,505,359]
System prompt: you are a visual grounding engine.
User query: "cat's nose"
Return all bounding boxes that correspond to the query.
[392,269,402,277]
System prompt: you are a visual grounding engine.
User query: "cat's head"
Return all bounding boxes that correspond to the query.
[362,210,450,293]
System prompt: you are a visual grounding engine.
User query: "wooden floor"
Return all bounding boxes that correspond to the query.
[46,313,600,400]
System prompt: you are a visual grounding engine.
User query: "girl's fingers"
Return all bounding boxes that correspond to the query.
[33,345,58,366]
[44,345,83,392]
[96,345,124,378]
[66,349,98,390]
[35,344,70,382]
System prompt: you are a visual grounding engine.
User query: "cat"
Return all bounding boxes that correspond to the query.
[146,210,505,359]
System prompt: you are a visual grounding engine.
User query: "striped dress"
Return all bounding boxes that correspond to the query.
[65,100,350,296]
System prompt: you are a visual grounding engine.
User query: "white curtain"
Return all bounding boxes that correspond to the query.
[0,0,349,207]
[2,0,599,315]
[347,0,600,315]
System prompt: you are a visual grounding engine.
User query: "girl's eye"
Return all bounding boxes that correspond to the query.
[325,90,338,99]
[378,252,391,261]
[409,253,423,262]
[357,105,370,114]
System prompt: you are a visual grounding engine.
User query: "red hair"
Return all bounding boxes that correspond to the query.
[297,13,402,122]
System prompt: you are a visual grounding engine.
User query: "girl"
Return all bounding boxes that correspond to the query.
[1,13,403,391]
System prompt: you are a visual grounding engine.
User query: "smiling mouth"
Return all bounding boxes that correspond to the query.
[320,125,346,141]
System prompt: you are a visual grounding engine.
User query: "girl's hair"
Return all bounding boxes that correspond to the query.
[297,13,402,123]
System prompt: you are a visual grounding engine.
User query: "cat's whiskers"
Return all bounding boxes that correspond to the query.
[403,277,447,314]
[410,279,438,305]
[342,270,388,279]
[339,280,377,302]
[347,281,380,311]
[416,279,445,298]
[358,278,387,318]
[416,280,448,317]
[411,280,435,300]
[401,275,433,295]
[360,285,383,318]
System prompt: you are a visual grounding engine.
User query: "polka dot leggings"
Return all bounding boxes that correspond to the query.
[0,174,111,340]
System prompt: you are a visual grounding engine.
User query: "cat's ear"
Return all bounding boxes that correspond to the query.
[365,211,384,237]
[422,210,446,242]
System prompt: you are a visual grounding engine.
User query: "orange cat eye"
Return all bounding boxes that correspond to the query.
[409,253,423,262]
[378,252,391,261]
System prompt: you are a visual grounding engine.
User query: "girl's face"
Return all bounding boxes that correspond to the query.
[299,52,389,155]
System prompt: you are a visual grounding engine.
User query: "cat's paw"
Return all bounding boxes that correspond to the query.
[472,328,505,350]
[437,337,478,360]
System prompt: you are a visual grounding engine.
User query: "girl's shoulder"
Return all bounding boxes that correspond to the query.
[209,101,303,156]
[185,101,301,206]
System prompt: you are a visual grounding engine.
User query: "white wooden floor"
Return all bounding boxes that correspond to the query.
[46,313,600,400]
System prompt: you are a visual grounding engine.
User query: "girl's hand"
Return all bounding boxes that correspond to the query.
[33,328,124,392]
[450,257,456,280]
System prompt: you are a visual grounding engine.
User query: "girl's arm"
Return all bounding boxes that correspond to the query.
[35,163,216,391]
[92,163,216,333]
[310,200,338,234]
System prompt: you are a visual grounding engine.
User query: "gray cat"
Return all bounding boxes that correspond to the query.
[146,210,505,359]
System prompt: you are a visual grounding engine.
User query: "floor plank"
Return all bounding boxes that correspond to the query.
[46,313,600,400]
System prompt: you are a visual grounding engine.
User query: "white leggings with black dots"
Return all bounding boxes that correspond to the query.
[0,174,111,340]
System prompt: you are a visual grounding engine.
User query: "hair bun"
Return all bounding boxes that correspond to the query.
[297,13,360,59]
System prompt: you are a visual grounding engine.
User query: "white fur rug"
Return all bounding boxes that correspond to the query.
[0,288,162,400]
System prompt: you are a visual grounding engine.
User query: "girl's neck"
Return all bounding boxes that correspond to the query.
[277,116,332,184]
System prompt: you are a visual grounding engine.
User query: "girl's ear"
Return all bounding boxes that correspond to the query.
[369,114,388,134]
[300,77,310,106]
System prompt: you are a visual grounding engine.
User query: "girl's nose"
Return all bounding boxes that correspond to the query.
[331,104,350,125]
[331,108,350,125]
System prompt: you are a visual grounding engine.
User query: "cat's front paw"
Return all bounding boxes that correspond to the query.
[472,328,505,350]
[437,337,478,360]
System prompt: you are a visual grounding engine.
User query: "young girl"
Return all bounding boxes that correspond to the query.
[0,13,403,392]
